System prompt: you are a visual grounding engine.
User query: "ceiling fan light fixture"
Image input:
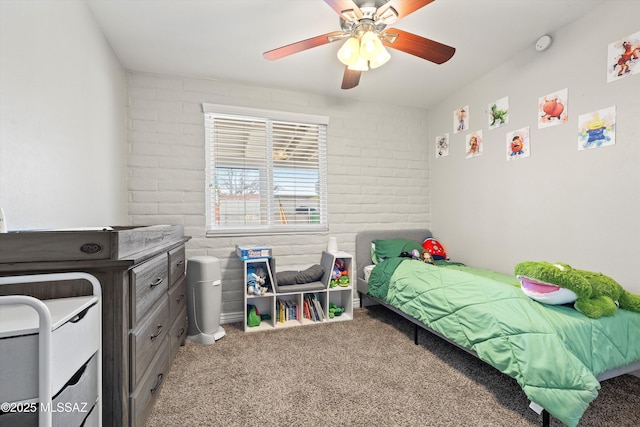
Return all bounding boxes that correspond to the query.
[359,30,384,60]
[337,37,360,66]
[348,56,369,71]
[369,47,390,69]
[263,0,454,90]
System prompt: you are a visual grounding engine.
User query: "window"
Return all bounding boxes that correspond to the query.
[203,104,329,235]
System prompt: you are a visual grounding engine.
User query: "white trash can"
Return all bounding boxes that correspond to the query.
[186,256,226,344]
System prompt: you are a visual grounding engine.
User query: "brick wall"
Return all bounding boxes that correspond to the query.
[126,71,431,320]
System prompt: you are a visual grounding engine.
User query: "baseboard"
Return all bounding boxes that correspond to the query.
[220,311,244,325]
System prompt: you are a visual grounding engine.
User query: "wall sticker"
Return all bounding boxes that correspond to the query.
[465,130,483,159]
[435,133,450,158]
[607,30,640,83]
[487,96,509,130]
[453,105,469,134]
[538,88,568,129]
[578,106,616,151]
[506,127,530,161]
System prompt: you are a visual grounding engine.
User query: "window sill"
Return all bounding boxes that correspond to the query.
[206,228,329,238]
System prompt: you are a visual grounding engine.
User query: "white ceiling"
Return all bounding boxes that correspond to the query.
[85,0,603,109]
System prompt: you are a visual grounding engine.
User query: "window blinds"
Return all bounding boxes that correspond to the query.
[203,105,328,235]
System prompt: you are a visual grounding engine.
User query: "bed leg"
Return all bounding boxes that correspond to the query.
[542,409,550,427]
[529,401,550,426]
[358,292,364,308]
[414,324,419,345]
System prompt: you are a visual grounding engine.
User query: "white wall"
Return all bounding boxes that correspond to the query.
[126,72,431,318]
[429,1,640,293]
[0,0,128,230]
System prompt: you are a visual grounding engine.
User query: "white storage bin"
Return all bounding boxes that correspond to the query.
[0,354,99,427]
[0,272,102,427]
[0,296,99,403]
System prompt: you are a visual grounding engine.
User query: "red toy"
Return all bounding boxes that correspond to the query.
[422,238,447,260]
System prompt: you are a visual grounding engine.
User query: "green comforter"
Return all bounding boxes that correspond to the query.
[368,258,640,427]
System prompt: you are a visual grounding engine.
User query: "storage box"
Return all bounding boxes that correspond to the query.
[0,295,100,403]
[236,245,272,260]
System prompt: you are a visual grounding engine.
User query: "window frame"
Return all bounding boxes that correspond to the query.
[202,103,329,237]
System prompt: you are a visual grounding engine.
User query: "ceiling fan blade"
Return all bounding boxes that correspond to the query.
[324,0,363,21]
[382,28,455,64]
[264,31,346,60]
[341,67,361,89]
[377,0,435,24]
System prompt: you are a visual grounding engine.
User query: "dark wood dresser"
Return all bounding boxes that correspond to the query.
[0,225,190,427]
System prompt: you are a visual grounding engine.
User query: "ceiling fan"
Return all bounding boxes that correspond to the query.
[263,0,455,90]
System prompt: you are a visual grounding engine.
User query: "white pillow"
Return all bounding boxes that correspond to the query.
[364,265,375,282]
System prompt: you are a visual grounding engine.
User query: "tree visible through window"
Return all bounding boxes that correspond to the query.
[203,104,328,234]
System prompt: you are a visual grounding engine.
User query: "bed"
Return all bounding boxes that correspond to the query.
[355,229,640,427]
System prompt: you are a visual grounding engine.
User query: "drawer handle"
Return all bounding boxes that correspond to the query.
[150,373,164,394]
[65,361,88,387]
[176,260,185,267]
[150,277,164,288]
[176,294,185,303]
[70,307,91,323]
[150,325,164,340]
[177,327,185,338]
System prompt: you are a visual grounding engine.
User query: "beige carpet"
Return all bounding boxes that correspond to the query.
[147,306,640,427]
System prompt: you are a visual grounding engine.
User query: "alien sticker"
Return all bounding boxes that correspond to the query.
[578,106,616,151]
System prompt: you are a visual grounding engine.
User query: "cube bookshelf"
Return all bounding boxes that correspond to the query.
[243,251,353,332]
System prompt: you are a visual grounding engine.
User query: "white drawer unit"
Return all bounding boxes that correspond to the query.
[0,273,102,427]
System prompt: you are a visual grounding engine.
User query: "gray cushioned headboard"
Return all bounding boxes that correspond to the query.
[355,229,433,293]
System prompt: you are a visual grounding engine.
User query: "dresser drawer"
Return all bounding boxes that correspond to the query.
[130,298,169,389]
[130,337,170,427]
[131,253,168,324]
[168,245,186,286]
[169,307,187,361]
[168,275,186,321]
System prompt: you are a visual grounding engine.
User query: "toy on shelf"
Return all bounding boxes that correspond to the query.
[236,245,272,260]
[328,302,345,318]
[247,305,261,327]
[247,264,268,295]
[246,304,272,327]
[329,259,350,288]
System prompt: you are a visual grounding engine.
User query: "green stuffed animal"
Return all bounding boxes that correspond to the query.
[247,305,261,327]
[515,261,640,318]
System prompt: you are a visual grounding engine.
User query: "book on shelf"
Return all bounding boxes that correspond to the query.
[303,293,326,322]
[303,299,312,320]
[276,298,300,323]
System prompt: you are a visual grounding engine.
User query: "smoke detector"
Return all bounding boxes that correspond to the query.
[535,35,553,51]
